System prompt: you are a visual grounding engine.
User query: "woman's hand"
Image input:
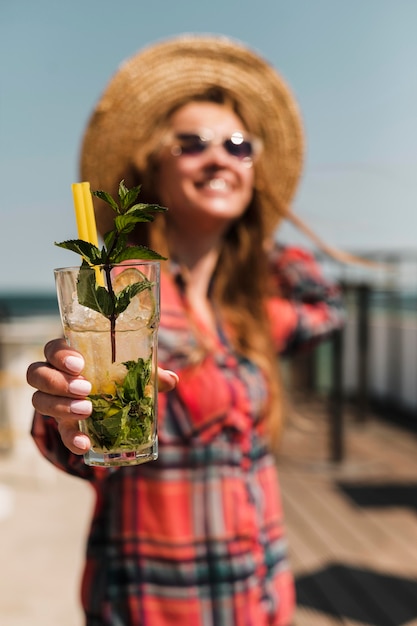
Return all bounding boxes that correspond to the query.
[27,338,178,455]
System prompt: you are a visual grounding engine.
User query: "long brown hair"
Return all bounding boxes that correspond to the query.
[129,89,285,446]
[213,193,284,446]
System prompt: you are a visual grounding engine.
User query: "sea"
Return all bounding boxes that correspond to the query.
[0,291,59,320]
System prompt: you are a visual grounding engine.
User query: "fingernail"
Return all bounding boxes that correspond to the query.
[68,379,92,396]
[166,370,179,384]
[64,355,85,374]
[73,435,90,451]
[70,399,92,415]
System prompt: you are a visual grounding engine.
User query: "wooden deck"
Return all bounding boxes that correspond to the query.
[278,394,417,626]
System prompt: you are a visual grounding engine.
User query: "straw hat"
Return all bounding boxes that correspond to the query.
[80,33,304,236]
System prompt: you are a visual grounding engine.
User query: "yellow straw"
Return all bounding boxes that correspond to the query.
[72,183,89,241]
[72,182,104,285]
[80,182,99,248]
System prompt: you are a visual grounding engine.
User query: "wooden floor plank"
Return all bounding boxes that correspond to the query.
[278,395,417,626]
[283,471,417,570]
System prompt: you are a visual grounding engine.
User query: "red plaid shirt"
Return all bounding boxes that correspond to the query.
[32,246,343,626]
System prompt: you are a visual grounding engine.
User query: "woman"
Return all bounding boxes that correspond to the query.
[27,35,344,626]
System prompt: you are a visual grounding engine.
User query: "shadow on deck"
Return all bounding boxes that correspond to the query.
[278,394,417,626]
[296,564,417,626]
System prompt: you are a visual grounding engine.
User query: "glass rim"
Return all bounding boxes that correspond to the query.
[54,260,161,273]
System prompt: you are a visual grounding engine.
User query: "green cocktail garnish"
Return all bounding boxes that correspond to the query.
[87,358,154,452]
[55,180,166,362]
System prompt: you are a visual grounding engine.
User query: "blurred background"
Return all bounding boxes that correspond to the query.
[1,1,417,624]
[2,0,417,289]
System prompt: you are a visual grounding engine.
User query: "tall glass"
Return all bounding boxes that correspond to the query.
[54,262,160,467]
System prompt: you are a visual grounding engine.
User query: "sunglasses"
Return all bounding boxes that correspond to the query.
[165,129,263,162]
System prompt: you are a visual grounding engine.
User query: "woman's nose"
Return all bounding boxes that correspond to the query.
[202,142,233,165]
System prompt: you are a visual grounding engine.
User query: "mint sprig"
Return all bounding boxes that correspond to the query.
[87,358,153,452]
[55,180,167,362]
[56,180,166,267]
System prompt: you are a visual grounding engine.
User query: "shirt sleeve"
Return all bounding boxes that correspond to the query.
[31,411,111,482]
[267,244,345,355]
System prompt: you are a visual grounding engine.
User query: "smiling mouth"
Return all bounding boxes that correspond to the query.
[209,178,227,190]
[196,178,230,191]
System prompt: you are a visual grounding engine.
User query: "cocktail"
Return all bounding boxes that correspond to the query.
[55,262,159,466]
[55,180,166,466]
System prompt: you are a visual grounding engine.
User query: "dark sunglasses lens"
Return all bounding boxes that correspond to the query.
[224,138,253,159]
[173,133,256,159]
[175,133,207,155]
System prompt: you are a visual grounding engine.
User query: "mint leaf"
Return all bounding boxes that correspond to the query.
[119,182,141,211]
[113,245,165,263]
[113,281,152,316]
[113,206,167,233]
[86,355,154,451]
[77,266,114,317]
[125,203,167,217]
[114,214,140,233]
[102,231,128,259]
[92,190,119,212]
[86,400,127,450]
[55,239,103,265]
[122,358,151,403]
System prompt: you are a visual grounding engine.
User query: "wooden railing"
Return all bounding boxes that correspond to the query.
[291,250,417,462]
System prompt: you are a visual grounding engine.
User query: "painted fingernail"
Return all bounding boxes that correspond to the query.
[68,379,92,396]
[73,435,90,451]
[70,399,92,415]
[64,355,85,374]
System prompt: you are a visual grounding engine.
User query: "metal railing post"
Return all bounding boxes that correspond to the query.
[328,326,344,463]
[356,283,370,422]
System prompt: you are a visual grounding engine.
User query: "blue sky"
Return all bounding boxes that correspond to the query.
[1,0,416,290]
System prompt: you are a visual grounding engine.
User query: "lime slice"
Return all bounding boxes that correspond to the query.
[112,268,156,324]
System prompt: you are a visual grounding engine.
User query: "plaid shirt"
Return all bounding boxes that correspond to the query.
[32,246,343,626]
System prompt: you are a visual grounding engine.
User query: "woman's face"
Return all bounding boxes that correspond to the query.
[154,101,256,235]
